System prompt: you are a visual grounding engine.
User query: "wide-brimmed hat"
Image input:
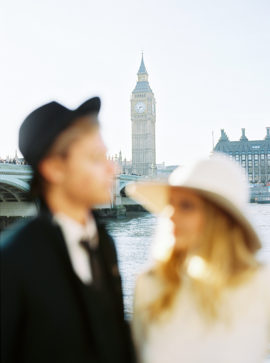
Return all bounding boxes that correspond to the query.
[19,97,101,168]
[126,154,261,252]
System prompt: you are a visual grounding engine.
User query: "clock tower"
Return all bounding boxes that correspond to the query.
[131,54,157,176]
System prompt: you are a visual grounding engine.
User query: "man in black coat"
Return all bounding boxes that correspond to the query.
[0,97,136,363]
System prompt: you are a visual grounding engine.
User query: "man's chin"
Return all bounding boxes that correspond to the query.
[92,195,112,207]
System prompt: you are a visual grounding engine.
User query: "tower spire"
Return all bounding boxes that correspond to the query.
[137,53,148,75]
[265,127,270,140]
[240,128,248,141]
[219,129,229,142]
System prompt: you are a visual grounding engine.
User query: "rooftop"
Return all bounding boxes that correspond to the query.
[214,128,270,153]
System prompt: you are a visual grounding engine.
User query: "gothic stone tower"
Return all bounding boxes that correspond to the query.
[131,54,157,176]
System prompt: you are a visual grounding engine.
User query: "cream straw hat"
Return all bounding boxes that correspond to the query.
[126,154,261,252]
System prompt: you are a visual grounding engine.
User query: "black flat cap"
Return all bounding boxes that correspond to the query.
[19,97,101,168]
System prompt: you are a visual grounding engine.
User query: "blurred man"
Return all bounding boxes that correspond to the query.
[1,97,136,363]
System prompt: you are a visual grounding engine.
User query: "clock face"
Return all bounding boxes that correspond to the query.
[135,102,146,113]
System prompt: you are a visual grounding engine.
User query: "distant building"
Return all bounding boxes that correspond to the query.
[156,163,178,180]
[131,54,157,177]
[108,151,133,175]
[0,150,26,165]
[214,127,270,184]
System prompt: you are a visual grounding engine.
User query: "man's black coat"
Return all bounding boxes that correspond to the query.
[0,206,136,363]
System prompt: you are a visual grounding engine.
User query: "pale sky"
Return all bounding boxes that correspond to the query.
[1,0,269,166]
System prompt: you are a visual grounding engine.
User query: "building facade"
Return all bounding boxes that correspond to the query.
[131,54,157,176]
[214,127,270,184]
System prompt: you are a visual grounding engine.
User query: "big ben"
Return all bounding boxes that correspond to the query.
[131,54,157,176]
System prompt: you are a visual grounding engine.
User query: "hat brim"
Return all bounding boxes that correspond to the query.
[59,97,101,141]
[63,97,101,137]
[126,182,261,252]
[75,97,101,116]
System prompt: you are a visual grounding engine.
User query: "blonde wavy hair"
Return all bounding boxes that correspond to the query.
[146,197,260,321]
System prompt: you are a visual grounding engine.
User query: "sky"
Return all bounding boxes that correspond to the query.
[1,0,270,166]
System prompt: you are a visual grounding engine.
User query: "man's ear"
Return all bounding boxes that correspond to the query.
[38,157,66,185]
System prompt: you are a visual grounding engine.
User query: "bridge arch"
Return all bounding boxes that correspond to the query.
[120,186,127,197]
[116,174,142,197]
[0,177,30,202]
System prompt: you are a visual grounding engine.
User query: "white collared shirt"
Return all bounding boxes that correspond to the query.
[53,212,98,284]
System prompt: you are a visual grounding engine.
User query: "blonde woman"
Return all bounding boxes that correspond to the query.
[127,155,270,363]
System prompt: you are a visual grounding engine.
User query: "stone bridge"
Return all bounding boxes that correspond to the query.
[0,164,145,227]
